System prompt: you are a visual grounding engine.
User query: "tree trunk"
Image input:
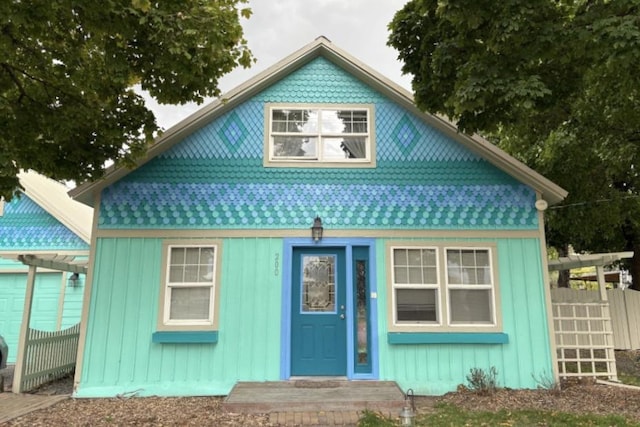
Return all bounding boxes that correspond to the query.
[556,244,570,288]
[629,244,640,291]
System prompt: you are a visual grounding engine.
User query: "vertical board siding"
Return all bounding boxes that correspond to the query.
[77,237,282,397]
[377,238,553,395]
[0,271,82,364]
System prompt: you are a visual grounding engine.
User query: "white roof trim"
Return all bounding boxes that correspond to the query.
[70,36,567,206]
[18,170,93,244]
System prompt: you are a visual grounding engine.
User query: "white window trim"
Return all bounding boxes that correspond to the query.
[387,241,502,333]
[156,239,223,332]
[263,103,376,168]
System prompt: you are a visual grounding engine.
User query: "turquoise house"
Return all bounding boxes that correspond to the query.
[0,171,92,364]
[70,37,567,397]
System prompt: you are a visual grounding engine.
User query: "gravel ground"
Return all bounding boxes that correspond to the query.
[1,350,639,426]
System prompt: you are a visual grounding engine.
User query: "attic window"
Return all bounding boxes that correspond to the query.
[264,104,376,168]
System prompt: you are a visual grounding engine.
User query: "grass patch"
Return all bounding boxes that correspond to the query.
[619,374,640,387]
[357,404,638,427]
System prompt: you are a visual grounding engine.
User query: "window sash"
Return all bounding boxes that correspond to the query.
[269,107,370,162]
[164,245,216,326]
[445,247,495,326]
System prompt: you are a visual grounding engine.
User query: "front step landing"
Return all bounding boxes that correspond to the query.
[223,380,406,413]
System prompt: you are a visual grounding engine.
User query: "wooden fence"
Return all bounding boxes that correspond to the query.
[551,288,640,350]
[16,323,80,393]
[607,289,640,350]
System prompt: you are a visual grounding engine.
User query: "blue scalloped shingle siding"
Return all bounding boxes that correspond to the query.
[98,57,537,230]
[0,195,89,250]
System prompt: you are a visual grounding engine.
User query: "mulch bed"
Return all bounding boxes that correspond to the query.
[2,350,640,426]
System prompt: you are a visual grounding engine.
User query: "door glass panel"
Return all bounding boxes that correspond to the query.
[356,260,368,365]
[302,255,336,312]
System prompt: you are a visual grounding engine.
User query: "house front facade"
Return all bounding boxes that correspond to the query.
[71,37,566,397]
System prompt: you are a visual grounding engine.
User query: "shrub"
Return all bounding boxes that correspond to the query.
[466,366,499,394]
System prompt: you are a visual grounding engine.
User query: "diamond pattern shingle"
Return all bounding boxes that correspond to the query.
[99,57,537,231]
[0,195,89,250]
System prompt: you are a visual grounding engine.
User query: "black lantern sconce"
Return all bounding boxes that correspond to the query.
[311,216,324,242]
[68,272,80,288]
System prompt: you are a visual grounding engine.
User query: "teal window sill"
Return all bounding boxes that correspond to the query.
[388,332,508,345]
[152,331,218,344]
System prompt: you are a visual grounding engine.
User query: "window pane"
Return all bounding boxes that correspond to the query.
[461,250,476,266]
[394,266,408,284]
[423,267,438,284]
[407,249,422,265]
[321,110,347,133]
[422,249,436,265]
[323,138,350,160]
[322,110,368,134]
[169,287,211,320]
[396,289,437,322]
[273,136,317,158]
[184,265,199,282]
[447,249,491,285]
[476,267,491,285]
[184,247,200,265]
[302,255,335,312]
[170,247,185,265]
[169,265,184,283]
[448,250,461,265]
[272,109,317,133]
[450,289,492,324]
[393,249,408,265]
[447,264,466,284]
[476,251,490,267]
[408,267,422,284]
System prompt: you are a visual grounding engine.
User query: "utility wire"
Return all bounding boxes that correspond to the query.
[549,194,640,210]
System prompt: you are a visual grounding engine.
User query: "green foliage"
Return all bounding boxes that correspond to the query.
[466,366,498,395]
[421,404,637,427]
[531,371,561,394]
[358,410,397,427]
[389,0,640,289]
[358,403,638,427]
[0,0,253,200]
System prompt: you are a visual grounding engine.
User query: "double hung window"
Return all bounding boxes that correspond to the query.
[266,105,374,165]
[158,241,221,331]
[389,243,499,332]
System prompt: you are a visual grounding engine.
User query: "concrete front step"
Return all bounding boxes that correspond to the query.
[223,380,406,413]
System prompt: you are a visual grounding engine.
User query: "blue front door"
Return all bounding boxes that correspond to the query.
[291,247,347,376]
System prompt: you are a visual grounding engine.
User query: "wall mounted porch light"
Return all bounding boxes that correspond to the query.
[311,216,324,242]
[68,272,80,287]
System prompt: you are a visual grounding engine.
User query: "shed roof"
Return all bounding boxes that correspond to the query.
[70,36,567,206]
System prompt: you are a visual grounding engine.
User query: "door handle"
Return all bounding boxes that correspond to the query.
[340,314,345,319]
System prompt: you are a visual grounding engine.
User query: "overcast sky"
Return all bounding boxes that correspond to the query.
[148,0,411,129]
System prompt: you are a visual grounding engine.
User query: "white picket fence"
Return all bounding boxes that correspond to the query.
[17,323,80,393]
